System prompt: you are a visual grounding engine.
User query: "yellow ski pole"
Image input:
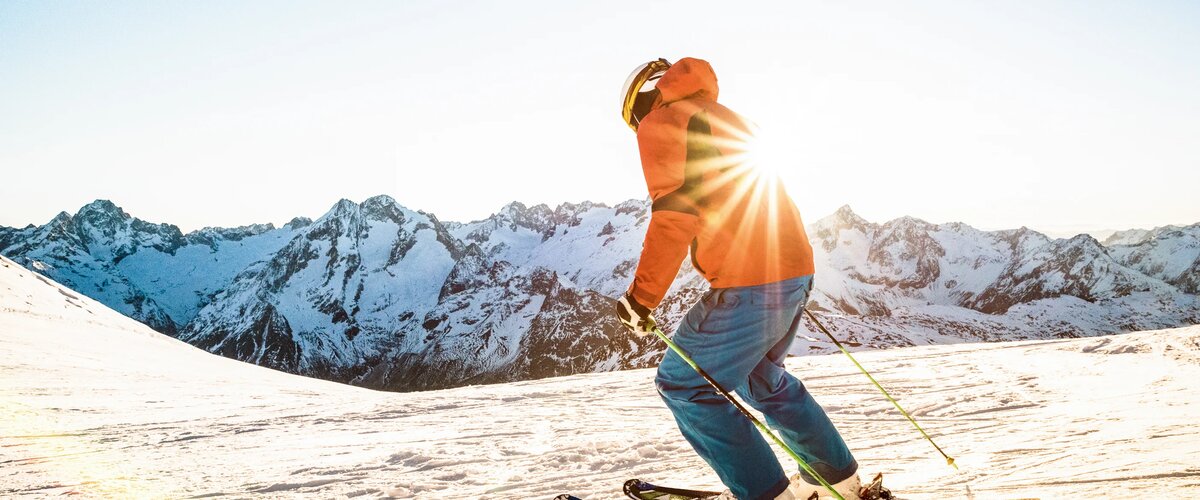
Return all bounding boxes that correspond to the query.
[804,309,958,470]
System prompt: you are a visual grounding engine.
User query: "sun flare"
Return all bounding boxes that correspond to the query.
[741,127,787,181]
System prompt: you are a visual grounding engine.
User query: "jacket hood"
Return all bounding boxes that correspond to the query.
[655,57,719,107]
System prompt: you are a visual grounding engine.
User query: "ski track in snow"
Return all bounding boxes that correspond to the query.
[1,255,1198,499]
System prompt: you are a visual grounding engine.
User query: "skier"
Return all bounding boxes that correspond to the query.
[615,57,864,500]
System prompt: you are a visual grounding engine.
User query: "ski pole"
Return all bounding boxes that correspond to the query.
[650,327,846,500]
[803,309,958,470]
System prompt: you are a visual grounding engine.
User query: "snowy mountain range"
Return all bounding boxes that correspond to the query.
[2,197,1198,391]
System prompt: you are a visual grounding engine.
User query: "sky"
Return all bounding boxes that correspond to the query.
[1,0,1198,234]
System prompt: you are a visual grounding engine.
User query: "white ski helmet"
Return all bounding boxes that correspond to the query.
[620,58,671,132]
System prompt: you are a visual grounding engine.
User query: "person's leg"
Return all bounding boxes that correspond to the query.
[736,280,858,486]
[655,286,800,500]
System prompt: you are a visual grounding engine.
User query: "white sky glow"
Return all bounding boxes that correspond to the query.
[1,1,1197,234]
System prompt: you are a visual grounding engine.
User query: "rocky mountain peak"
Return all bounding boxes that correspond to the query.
[614,198,649,217]
[1103,224,1192,247]
[65,201,185,262]
[500,201,528,216]
[1049,234,1109,263]
[74,199,131,229]
[284,217,313,230]
[1064,232,1103,248]
[878,216,936,240]
[363,194,397,205]
[815,204,870,232]
[555,201,603,216]
[489,201,556,236]
[47,211,74,229]
[304,200,362,243]
[324,199,359,219]
[77,199,126,216]
[184,223,278,247]
[550,201,605,228]
[5,211,79,252]
[810,205,873,253]
[995,226,1052,253]
[360,195,406,224]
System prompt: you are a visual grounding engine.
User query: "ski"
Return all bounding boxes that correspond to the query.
[557,473,896,500]
[552,479,719,500]
[623,478,723,499]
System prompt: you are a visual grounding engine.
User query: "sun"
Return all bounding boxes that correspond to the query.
[740,124,787,181]
[696,115,800,220]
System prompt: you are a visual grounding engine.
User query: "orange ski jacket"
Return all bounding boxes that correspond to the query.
[629,57,815,309]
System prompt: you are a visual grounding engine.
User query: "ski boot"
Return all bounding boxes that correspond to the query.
[793,472,894,500]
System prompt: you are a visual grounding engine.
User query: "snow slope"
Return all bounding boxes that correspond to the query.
[3,255,1198,499]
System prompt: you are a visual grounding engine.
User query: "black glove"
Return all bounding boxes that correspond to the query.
[615,292,657,337]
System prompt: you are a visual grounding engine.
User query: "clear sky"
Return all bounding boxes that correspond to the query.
[2,0,1198,234]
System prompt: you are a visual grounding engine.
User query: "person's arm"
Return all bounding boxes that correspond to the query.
[627,111,707,309]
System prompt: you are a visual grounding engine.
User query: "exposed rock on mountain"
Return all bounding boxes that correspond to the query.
[3,198,1197,392]
[0,200,305,333]
[1107,223,1200,294]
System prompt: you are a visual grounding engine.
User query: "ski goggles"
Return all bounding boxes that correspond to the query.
[621,58,671,132]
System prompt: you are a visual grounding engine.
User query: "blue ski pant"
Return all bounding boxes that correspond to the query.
[655,275,857,500]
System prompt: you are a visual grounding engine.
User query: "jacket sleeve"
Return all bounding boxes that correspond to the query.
[628,110,706,309]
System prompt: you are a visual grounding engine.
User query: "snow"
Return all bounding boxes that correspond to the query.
[454,202,649,298]
[3,255,1199,499]
[6,199,1197,394]
[382,227,457,312]
[116,226,300,324]
[1108,225,1200,291]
